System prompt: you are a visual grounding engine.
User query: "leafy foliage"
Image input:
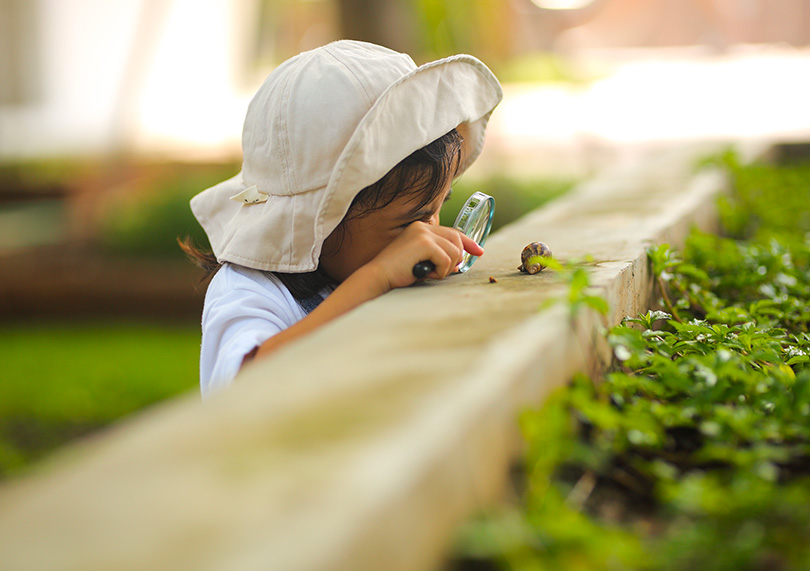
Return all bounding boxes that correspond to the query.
[0,322,199,480]
[97,163,235,258]
[453,152,810,570]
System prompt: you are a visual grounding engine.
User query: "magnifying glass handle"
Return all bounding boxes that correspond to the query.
[412,260,435,279]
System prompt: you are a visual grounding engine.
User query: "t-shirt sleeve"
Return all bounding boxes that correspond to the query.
[199,265,306,397]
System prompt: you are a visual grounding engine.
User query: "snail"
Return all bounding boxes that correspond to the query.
[518,242,552,274]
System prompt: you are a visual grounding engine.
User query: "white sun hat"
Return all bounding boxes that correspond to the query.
[190,40,503,273]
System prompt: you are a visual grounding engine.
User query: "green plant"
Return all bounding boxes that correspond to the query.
[0,322,200,480]
[452,152,810,570]
[97,163,237,258]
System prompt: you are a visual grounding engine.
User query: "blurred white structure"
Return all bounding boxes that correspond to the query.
[480,45,810,176]
[1,0,808,165]
[0,0,258,159]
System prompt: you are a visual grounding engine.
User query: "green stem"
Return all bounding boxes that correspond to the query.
[657,275,683,323]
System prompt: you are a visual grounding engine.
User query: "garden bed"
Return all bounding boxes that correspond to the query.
[451,146,810,570]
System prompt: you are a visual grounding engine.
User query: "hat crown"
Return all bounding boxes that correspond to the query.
[241,41,416,197]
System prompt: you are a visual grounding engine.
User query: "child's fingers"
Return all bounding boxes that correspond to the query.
[409,231,456,279]
[429,225,485,259]
[460,232,485,257]
[424,249,455,279]
[430,232,474,278]
[373,222,485,288]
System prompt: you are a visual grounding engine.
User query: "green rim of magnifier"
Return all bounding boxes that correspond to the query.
[453,191,495,273]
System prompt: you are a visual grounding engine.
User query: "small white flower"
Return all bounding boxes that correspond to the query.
[758,283,776,297]
[775,273,797,287]
[649,310,671,322]
[614,345,632,361]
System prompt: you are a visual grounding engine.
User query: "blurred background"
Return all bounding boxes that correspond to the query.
[1,0,809,478]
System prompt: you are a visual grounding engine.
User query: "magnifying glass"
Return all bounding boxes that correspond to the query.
[412,191,495,278]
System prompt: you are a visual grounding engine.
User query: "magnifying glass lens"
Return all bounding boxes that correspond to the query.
[411,191,495,278]
[453,191,495,273]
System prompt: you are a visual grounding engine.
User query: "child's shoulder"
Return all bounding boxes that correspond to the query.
[203,263,308,324]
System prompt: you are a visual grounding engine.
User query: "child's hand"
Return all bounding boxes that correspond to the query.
[365,222,485,291]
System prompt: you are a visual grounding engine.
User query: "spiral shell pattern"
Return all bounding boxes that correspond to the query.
[518,241,552,274]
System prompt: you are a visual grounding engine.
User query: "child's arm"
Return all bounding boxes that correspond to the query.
[251,223,484,361]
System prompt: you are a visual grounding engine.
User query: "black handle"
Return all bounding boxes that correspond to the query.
[412,260,435,279]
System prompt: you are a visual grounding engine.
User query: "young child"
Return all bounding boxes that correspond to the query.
[184,40,502,396]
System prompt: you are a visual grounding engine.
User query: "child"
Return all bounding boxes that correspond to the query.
[184,40,502,396]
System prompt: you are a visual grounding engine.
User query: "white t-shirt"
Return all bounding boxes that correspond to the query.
[199,263,329,397]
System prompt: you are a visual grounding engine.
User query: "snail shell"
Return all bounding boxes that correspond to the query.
[518,241,552,274]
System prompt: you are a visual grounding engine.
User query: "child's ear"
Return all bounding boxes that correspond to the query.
[456,123,470,165]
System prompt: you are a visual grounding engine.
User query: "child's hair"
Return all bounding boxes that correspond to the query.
[180,128,463,301]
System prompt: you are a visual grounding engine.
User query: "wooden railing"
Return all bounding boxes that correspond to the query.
[0,142,762,571]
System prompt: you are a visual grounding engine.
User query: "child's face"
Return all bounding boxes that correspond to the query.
[320,181,453,282]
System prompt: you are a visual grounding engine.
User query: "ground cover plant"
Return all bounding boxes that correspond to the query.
[0,322,199,480]
[452,150,810,570]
